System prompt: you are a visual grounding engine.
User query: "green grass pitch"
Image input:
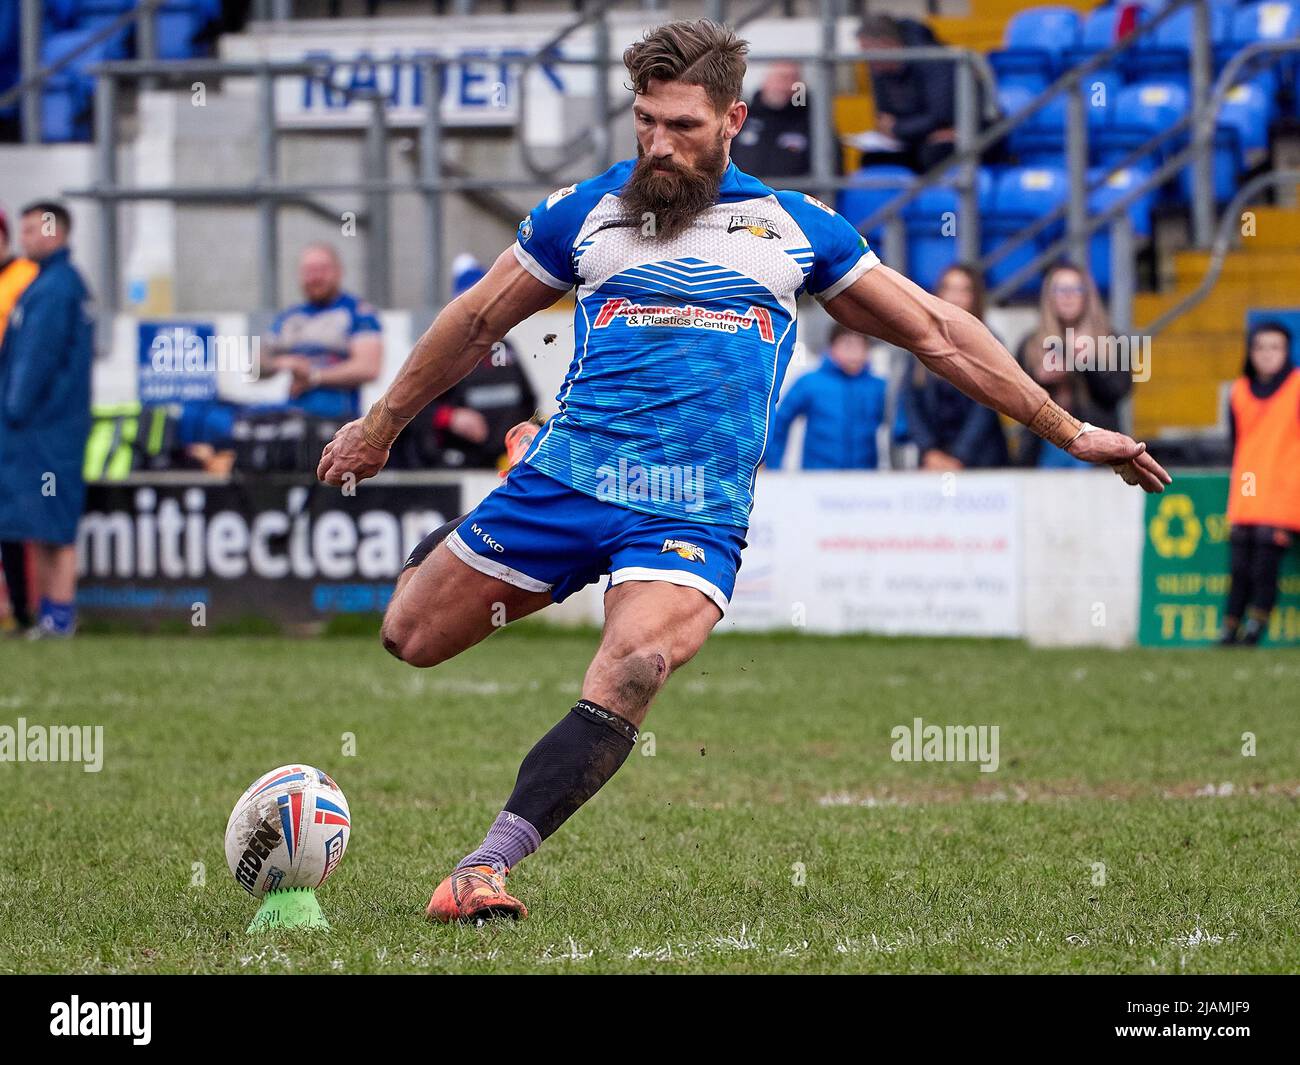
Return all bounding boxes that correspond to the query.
[2,630,1298,974]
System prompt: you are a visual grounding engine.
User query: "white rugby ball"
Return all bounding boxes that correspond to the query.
[224,764,351,898]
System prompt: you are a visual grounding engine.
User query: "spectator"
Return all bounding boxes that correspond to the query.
[764,324,886,470]
[265,244,383,420]
[0,208,39,631]
[0,202,94,638]
[391,255,539,471]
[856,14,957,173]
[1219,322,1300,646]
[1015,263,1131,468]
[730,61,828,181]
[903,265,1008,470]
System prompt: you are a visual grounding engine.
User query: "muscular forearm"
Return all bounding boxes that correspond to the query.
[387,299,493,417]
[360,297,497,448]
[920,306,1047,426]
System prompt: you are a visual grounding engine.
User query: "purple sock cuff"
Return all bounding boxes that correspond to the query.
[456,811,541,873]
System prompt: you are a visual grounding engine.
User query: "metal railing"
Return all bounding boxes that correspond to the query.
[29,0,1274,340]
[62,24,998,315]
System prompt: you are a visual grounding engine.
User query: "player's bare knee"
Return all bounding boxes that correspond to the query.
[380,610,443,668]
[605,644,670,710]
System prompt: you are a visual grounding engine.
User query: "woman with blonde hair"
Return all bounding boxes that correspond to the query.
[1016,263,1132,467]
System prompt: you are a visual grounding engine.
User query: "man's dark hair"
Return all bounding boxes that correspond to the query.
[1243,319,1293,380]
[623,19,749,113]
[857,14,902,42]
[21,200,72,235]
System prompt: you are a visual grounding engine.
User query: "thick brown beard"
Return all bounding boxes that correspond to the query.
[620,137,728,242]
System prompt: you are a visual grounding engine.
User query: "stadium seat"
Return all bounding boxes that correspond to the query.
[989,7,1083,95]
[1227,1,1300,111]
[1230,0,1300,45]
[1093,81,1190,168]
[836,165,916,248]
[1087,165,1155,294]
[902,170,995,293]
[40,72,93,141]
[1142,1,1236,87]
[983,166,1068,297]
[1217,78,1275,158]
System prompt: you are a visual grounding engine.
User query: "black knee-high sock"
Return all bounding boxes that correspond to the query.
[1,541,31,628]
[403,513,468,571]
[505,700,639,840]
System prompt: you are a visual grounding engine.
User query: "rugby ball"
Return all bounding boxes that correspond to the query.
[224,764,351,898]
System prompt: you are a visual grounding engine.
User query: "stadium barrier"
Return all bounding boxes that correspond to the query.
[72,468,1299,647]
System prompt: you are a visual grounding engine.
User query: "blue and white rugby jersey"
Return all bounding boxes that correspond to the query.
[514,158,879,527]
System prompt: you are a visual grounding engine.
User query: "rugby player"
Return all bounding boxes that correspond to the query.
[317,20,1170,922]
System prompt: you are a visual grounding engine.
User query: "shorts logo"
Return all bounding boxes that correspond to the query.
[661,539,706,563]
[470,522,505,554]
[728,214,780,239]
[518,217,534,243]
[591,298,775,342]
[546,184,576,209]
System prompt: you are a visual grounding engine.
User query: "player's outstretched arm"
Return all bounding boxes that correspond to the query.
[823,264,1171,493]
[317,248,565,487]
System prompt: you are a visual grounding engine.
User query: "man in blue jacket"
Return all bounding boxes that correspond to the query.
[764,324,887,470]
[0,202,94,638]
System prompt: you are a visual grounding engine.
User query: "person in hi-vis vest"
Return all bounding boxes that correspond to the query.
[1221,321,1300,646]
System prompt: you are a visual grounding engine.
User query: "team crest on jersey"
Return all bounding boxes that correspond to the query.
[802,193,835,215]
[661,539,706,563]
[727,214,780,239]
[591,297,775,342]
[547,184,577,209]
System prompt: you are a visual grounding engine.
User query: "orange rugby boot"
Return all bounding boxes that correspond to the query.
[500,420,539,478]
[426,864,528,923]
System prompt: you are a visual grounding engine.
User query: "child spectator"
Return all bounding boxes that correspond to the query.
[764,324,886,470]
[1219,321,1300,646]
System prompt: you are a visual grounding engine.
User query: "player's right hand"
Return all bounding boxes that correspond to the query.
[317,418,390,487]
[1067,429,1172,493]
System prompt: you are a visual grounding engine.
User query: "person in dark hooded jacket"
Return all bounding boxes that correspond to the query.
[902,265,1008,470]
[0,202,94,638]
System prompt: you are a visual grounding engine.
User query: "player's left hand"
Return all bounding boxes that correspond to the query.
[1067,429,1172,493]
[317,419,389,487]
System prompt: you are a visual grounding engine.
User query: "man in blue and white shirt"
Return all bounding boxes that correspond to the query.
[317,19,1169,923]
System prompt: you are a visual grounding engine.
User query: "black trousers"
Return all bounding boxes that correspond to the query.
[1225,524,1293,621]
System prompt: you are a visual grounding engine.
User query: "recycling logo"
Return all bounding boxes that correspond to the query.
[1149,494,1201,558]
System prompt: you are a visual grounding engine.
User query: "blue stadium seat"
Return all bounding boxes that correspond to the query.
[902,170,995,293]
[1143,1,1236,87]
[1005,78,1121,167]
[1093,81,1189,168]
[1227,1,1300,111]
[41,72,92,141]
[1217,78,1275,158]
[157,3,209,60]
[836,165,916,248]
[1230,0,1300,45]
[989,7,1083,95]
[1087,165,1155,295]
[983,167,1068,298]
